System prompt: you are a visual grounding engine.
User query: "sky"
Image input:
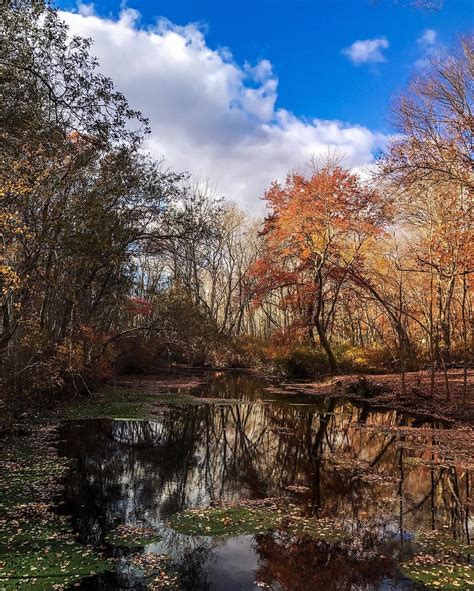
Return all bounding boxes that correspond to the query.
[55,0,472,211]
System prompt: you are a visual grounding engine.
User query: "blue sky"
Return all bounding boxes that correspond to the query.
[56,0,471,130]
[56,0,472,209]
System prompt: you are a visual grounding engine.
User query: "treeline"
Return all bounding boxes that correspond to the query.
[247,36,473,392]
[0,1,221,397]
[249,36,473,390]
[0,1,472,401]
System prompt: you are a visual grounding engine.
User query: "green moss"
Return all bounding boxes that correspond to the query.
[0,439,70,516]
[168,502,350,543]
[416,530,474,557]
[0,476,46,513]
[49,388,244,421]
[0,455,69,515]
[0,510,111,590]
[286,516,350,542]
[168,506,280,537]
[53,388,160,420]
[401,555,474,589]
[0,514,69,547]
[0,539,111,590]
[105,524,162,548]
[0,428,112,590]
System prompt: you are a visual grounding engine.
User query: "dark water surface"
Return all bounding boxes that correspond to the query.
[57,372,472,590]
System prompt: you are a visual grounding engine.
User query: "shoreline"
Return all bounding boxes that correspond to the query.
[264,369,473,426]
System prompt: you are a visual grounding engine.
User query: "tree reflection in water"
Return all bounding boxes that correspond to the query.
[58,373,472,590]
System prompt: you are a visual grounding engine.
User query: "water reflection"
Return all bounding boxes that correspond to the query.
[58,373,472,590]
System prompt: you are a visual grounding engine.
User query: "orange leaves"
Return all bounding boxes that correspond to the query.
[249,258,299,309]
[253,164,387,305]
[250,164,391,363]
[261,166,386,265]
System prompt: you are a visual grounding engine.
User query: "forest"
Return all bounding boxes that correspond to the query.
[1,1,472,412]
[0,2,473,591]
[0,2,474,416]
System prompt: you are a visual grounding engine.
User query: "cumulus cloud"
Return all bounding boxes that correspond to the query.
[342,37,389,65]
[76,1,95,17]
[415,29,440,68]
[62,7,387,211]
[417,29,437,46]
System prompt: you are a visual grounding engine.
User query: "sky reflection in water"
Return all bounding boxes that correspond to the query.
[58,373,472,590]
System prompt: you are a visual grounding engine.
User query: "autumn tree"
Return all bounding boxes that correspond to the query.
[0,0,190,393]
[252,163,388,373]
[378,35,473,399]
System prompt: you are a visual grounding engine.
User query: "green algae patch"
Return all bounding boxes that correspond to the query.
[285,516,350,543]
[416,530,473,558]
[0,506,70,547]
[0,540,111,590]
[53,388,162,420]
[50,387,244,421]
[0,506,111,590]
[401,555,474,589]
[105,524,162,548]
[0,475,49,514]
[0,427,113,590]
[0,433,70,515]
[168,506,280,537]
[0,470,68,515]
[168,500,350,543]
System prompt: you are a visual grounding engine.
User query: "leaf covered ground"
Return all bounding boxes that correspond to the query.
[0,425,112,590]
[105,524,162,548]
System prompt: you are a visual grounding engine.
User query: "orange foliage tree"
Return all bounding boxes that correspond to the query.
[251,164,389,373]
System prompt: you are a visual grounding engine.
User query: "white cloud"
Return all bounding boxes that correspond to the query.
[61,8,388,211]
[417,29,437,46]
[76,1,95,17]
[415,29,440,68]
[342,37,389,65]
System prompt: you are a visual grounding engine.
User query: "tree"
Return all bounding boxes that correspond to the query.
[380,36,473,195]
[377,35,473,399]
[0,0,188,393]
[252,163,388,373]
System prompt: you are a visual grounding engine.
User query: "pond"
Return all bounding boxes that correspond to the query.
[56,372,472,590]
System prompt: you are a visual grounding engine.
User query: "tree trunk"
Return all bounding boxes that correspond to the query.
[315,317,340,374]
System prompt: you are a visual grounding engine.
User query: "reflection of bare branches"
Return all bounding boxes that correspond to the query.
[465,472,471,545]
[255,533,393,591]
[403,468,444,516]
[369,435,396,469]
[59,374,471,554]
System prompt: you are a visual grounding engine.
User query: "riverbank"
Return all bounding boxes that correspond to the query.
[265,369,474,425]
[2,366,471,428]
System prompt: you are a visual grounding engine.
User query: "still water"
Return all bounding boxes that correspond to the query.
[57,372,472,590]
